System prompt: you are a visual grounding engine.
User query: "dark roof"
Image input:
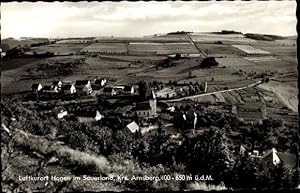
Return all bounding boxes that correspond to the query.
[277,152,297,169]
[75,80,89,86]
[61,84,74,90]
[135,102,151,111]
[124,85,133,91]
[95,78,105,84]
[262,149,297,170]
[32,84,41,89]
[43,85,53,90]
[103,87,114,92]
[52,81,61,85]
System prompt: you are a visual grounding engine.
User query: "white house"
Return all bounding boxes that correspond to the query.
[75,80,93,95]
[61,84,76,94]
[77,110,103,122]
[126,121,139,133]
[103,87,117,96]
[52,81,63,88]
[94,78,107,87]
[42,85,59,93]
[124,85,135,95]
[32,83,43,92]
[57,110,68,119]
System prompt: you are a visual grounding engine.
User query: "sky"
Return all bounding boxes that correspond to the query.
[1,1,297,39]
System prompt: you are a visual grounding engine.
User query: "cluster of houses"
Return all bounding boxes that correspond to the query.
[155,82,208,99]
[32,78,107,95]
[103,85,135,96]
[239,145,296,171]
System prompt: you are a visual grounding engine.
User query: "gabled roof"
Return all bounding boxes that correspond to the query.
[135,102,151,111]
[262,148,296,169]
[150,90,156,100]
[32,83,41,89]
[95,79,104,84]
[126,121,139,133]
[43,85,53,90]
[75,80,89,86]
[124,85,133,91]
[103,87,114,92]
[61,84,74,90]
[277,152,297,169]
[52,81,62,85]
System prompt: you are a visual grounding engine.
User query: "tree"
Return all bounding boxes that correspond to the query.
[200,57,219,68]
[270,162,295,190]
[138,81,151,100]
[176,127,233,184]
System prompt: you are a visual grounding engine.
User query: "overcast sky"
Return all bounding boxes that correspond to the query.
[1,1,297,39]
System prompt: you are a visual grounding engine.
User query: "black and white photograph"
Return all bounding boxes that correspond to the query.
[1,1,298,191]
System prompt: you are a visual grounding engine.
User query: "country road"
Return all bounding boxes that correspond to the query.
[186,33,207,57]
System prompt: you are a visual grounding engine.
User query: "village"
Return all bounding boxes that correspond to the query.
[23,66,297,172]
[28,74,210,134]
[1,2,298,190]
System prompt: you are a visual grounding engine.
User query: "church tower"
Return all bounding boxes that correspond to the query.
[149,90,157,116]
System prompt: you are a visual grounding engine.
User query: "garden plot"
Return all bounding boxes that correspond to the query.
[232,45,271,55]
[81,43,128,53]
[212,93,226,103]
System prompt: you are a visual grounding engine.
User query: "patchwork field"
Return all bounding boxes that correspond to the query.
[81,43,128,53]
[243,56,280,62]
[28,43,88,55]
[232,45,271,55]
[195,43,242,56]
[127,42,199,55]
[190,33,256,43]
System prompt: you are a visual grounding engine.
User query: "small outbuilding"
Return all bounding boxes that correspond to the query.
[125,121,139,133]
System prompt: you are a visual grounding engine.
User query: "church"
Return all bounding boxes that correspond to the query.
[135,90,157,118]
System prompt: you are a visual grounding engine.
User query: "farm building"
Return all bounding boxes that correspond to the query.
[42,85,59,93]
[61,84,76,94]
[125,121,139,133]
[77,110,103,122]
[103,87,117,96]
[261,148,296,170]
[124,85,135,95]
[135,91,157,118]
[52,81,63,88]
[53,107,68,119]
[156,88,177,98]
[94,78,107,87]
[75,80,93,95]
[32,83,43,92]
